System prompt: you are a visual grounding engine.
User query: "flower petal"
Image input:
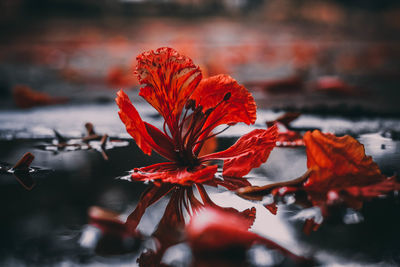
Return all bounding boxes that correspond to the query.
[202,125,278,177]
[191,75,256,148]
[136,47,202,131]
[131,162,218,186]
[138,190,187,267]
[196,184,256,229]
[206,176,252,191]
[116,90,176,160]
[304,130,386,189]
[125,184,174,233]
[152,188,186,248]
[265,203,278,215]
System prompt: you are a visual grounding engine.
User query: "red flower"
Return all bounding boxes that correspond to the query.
[238,130,399,233]
[116,47,277,236]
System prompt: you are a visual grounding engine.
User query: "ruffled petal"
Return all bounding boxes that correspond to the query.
[131,162,218,186]
[304,130,386,189]
[116,90,176,160]
[190,75,256,147]
[136,47,202,131]
[201,125,278,177]
[191,74,256,126]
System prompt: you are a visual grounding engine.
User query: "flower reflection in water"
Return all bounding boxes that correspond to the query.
[112,47,278,264]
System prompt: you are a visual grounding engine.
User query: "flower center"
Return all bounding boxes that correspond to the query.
[172,93,231,168]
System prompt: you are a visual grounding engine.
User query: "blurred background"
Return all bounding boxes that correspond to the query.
[1,0,399,115]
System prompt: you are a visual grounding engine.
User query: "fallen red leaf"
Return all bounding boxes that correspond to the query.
[303,130,388,192]
[237,130,399,233]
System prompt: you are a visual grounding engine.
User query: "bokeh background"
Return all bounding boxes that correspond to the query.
[1,0,400,115]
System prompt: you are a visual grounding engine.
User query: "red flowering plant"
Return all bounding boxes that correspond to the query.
[116,48,277,243]
[238,130,400,234]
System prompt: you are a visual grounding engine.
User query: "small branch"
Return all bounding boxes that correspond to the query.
[236,169,312,200]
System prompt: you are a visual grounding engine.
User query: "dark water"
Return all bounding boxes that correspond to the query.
[1,108,400,266]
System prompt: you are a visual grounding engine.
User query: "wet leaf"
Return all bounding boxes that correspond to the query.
[237,130,399,233]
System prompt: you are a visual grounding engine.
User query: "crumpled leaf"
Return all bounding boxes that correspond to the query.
[237,130,399,234]
[304,130,387,190]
